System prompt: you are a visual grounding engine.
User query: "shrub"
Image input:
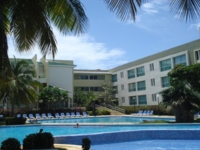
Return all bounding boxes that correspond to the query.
[1,138,21,150]
[23,131,54,149]
[82,137,91,150]
[99,110,110,115]
[5,117,26,125]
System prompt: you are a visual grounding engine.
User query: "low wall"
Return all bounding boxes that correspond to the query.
[54,130,200,145]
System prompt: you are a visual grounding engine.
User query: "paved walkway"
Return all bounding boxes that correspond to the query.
[54,144,82,150]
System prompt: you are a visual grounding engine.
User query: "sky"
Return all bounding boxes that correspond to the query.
[8,0,200,70]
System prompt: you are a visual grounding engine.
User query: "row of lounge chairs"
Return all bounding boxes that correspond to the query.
[17,112,89,119]
[131,110,154,116]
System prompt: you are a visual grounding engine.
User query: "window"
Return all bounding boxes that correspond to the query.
[161,76,170,87]
[121,84,124,90]
[80,87,89,91]
[136,66,145,77]
[195,50,200,61]
[152,94,156,101]
[150,63,154,71]
[122,97,125,103]
[80,75,88,80]
[90,87,99,91]
[137,81,146,91]
[129,96,137,105]
[127,69,135,79]
[112,74,117,82]
[128,83,136,92]
[160,59,171,71]
[90,75,97,80]
[138,95,147,105]
[113,86,118,94]
[151,78,155,86]
[174,54,187,66]
[120,72,124,78]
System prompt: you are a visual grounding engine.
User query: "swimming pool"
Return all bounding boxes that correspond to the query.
[37,116,175,124]
[1,123,200,144]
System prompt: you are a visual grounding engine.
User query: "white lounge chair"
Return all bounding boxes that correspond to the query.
[76,112,81,117]
[149,110,154,115]
[29,114,35,119]
[136,110,143,116]
[66,112,71,117]
[60,112,66,118]
[47,113,54,118]
[22,114,28,119]
[41,113,48,119]
[35,113,42,119]
[17,114,21,118]
[83,112,89,117]
[55,113,60,118]
[0,114,3,119]
[71,112,75,117]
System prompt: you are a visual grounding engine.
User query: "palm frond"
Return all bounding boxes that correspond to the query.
[167,0,200,22]
[103,0,148,21]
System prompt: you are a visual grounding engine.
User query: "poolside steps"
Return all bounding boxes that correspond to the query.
[96,105,125,115]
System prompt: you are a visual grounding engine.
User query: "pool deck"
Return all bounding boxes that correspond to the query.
[54,144,82,150]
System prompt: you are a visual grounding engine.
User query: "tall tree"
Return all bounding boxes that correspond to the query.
[160,64,200,123]
[100,81,115,104]
[0,0,88,82]
[2,58,42,115]
[103,0,200,22]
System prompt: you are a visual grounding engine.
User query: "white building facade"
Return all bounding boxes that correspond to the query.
[2,39,200,109]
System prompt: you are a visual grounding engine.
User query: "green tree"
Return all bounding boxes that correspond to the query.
[39,86,70,108]
[160,64,200,123]
[1,58,42,115]
[0,0,88,82]
[74,88,87,106]
[100,81,115,104]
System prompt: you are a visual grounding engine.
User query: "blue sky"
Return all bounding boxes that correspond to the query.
[8,0,200,69]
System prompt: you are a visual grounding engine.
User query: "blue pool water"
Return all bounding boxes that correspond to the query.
[37,116,175,123]
[92,140,200,150]
[1,124,200,144]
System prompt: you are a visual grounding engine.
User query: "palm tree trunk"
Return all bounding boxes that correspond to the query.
[0,5,12,84]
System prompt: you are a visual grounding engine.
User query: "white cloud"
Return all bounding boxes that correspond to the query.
[188,22,200,30]
[8,32,127,70]
[142,3,158,14]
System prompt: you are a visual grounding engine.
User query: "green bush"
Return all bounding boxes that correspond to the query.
[5,117,26,125]
[82,137,91,150]
[23,131,54,149]
[99,110,110,115]
[1,138,21,150]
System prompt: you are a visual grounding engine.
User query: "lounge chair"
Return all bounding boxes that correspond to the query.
[55,113,60,118]
[70,112,75,117]
[136,110,143,116]
[47,113,54,118]
[60,112,66,118]
[35,113,41,119]
[66,112,71,117]
[29,114,35,119]
[17,114,21,118]
[22,114,28,119]
[76,112,81,117]
[149,110,154,115]
[142,110,147,115]
[41,113,48,119]
[83,112,89,117]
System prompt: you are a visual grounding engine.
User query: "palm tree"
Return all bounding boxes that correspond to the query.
[3,58,42,115]
[103,0,200,22]
[0,0,88,80]
[160,84,200,123]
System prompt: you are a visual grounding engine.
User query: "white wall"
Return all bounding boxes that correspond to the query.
[113,50,189,106]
